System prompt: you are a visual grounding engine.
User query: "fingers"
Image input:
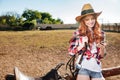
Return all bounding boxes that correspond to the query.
[101,41,107,46]
[96,43,105,48]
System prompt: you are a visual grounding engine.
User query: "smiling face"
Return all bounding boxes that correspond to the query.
[83,14,96,29]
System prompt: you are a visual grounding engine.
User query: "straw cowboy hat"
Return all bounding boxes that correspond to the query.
[76,3,102,22]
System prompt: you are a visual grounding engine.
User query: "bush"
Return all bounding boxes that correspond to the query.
[22,22,34,30]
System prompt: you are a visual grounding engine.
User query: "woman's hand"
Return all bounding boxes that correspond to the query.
[97,42,107,58]
[77,36,88,51]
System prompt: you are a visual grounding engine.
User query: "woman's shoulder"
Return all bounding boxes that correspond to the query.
[100,30,106,36]
[101,30,105,33]
[99,30,106,40]
[73,29,80,37]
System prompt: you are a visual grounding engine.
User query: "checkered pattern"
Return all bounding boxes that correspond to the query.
[68,30,105,63]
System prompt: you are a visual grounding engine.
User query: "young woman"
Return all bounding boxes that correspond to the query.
[68,3,106,80]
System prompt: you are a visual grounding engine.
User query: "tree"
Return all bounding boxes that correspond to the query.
[41,12,52,20]
[40,12,63,24]
[55,18,63,24]
[0,12,23,26]
[42,18,52,24]
[0,9,64,31]
[22,9,41,21]
[0,16,6,25]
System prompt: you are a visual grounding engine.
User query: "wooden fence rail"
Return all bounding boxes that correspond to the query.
[102,23,120,32]
[102,66,120,78]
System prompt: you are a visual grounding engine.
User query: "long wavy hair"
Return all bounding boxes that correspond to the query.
[78,15,103,44]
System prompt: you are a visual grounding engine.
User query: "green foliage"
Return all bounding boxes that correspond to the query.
[22,10,63,24]
[42,18,52,24]
[0,9,63,31]
[1,19,6,24]
[22,9,41,21]
[41,12,52,20]
[0,12,23,26]
[31,19,37,26]
[22,22,34,30]
[55,18,63,24]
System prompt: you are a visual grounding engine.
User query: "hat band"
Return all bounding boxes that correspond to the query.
[81,9,94,15]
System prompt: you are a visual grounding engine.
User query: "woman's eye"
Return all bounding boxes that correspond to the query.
[84,18,89,21]
[91,18,95,20]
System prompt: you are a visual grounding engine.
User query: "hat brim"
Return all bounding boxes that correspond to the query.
[75,12,102,22]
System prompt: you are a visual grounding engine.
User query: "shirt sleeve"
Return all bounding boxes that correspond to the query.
[68,30,80,55]
[101,30,106,43]
[102,31,107,57]
[97,31,107,59]
[68,30,88,56]
[68,36,79,55]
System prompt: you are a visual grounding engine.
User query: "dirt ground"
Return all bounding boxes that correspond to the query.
[1,43,120,80]
[0,31,120,80]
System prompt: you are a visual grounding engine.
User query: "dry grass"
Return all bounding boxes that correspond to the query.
[0,30,120,80]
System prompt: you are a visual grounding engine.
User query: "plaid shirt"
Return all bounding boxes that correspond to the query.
[68,29,105,62]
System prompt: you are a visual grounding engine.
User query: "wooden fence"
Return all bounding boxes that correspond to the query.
[36,23,120,32]
[102,23,120,32]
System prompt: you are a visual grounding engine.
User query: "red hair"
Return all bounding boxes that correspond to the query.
[78,16,103,44]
